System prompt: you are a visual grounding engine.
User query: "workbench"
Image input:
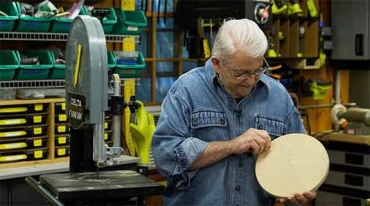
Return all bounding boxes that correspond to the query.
[0,156,164,205]
[315,132,370,205]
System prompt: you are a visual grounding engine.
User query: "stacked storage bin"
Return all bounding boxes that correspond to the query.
[113,51,145,78]
[15,2,53,32]
[111,8,147,78]
[0,1,19,32]
[0,104,49,163]
[16,50,54,80]
[50,6,87,33]
[53,102,114,157]
[112,8,147,35]
[49,47,66,79]
[0,50,19,81]
[104,113,113,146]
[54,102,70,158]
[84,6,117,34]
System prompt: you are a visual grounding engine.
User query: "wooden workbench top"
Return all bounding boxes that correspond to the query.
[315,131,370,146]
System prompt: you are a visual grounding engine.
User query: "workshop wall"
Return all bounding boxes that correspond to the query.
[299,0,350,134]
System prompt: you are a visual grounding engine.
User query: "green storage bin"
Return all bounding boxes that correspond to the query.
[49,48,65,79]
[107,51,116,69]
[17,50,53,80]
[0,50,20,80]
[111,9,147,35]
[50,64,65,79]
[113,52,145,78]
[0,2,19,31]
[102,7,117,34]
[89,7,117,34]
[50,6,87,33]
[15,2,52,32]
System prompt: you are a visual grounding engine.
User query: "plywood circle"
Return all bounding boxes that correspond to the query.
[255,133,329,198]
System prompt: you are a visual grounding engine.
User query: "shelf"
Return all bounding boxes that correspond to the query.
[0,32,140,43]
[0,98,65,105]
[0,79,65,89]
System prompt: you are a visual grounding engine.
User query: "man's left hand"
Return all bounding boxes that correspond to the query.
[277,190,316,205]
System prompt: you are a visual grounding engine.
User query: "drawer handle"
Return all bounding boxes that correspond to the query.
[345,174,363,186]
[345,153,364,165]
[342,196,361,206]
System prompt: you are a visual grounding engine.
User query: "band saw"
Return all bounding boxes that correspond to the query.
[25,15,164,205]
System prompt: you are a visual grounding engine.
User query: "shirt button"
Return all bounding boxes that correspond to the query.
[192,119,197,126]
[235,185,241,191]
[219,119,225,125]
[257,124,264,130]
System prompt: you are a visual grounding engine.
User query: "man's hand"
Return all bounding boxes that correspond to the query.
[277,190,316,205]
[228,128,271,155]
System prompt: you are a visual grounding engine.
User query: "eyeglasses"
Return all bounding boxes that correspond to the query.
[224,58,271,80]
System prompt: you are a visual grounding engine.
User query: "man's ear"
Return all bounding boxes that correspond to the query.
[211,56,222,73]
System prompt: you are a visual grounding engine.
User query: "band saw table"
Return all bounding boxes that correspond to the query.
[25,15,164,205]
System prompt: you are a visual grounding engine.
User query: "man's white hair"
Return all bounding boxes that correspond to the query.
[212,18,268,61]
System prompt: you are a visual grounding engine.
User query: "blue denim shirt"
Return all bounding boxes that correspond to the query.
[152,59,306,206]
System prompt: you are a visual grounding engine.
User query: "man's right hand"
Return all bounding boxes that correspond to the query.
[228,128,271,155]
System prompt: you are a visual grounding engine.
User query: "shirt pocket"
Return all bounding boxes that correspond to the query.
[255,116,287,140]
[191,111,228,141]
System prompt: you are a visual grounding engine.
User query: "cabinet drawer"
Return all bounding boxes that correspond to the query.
[316,190,367,206]
[324,171,370,192]
[328,149,370,169]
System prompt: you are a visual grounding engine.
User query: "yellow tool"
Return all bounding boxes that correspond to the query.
[272,0,287,15]
[73,44,82,87]
[307,0,317,17]
[0,107,27,113]
[319,13,326,67]
[288,0,303,16]
[309,80,332,100]
[197,18,211,59]
[268,27,278,57]
[267,48,278,57]
[129,101,155,165]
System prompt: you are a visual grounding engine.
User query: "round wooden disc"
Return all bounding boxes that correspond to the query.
[255,133,329,198]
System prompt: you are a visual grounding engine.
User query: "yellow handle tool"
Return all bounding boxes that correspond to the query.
[307,0,317,17]
[73,44,82,87]
[129,101,155,165]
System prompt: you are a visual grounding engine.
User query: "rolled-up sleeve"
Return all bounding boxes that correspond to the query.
[151,89,208,189]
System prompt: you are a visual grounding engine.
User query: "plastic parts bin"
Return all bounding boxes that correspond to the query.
[17,50,54,80]
[50,6,87,33]
[15,2,52,32]
[113,52,145,78]
[93,7,117,34]
[0,1,19,31]
[111,9,147,35]
[107,51,116,69]
[0,50,20,80]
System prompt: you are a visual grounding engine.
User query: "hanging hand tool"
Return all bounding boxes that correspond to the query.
[163,0,167,23]
[288,0,303,16]
[307,0,317,17]
[267,26,278,57]
[297,24,305,57]
[209,19,214,48]
[197,18,211,59]
[157,0,161,23]
[272,0,287,15]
